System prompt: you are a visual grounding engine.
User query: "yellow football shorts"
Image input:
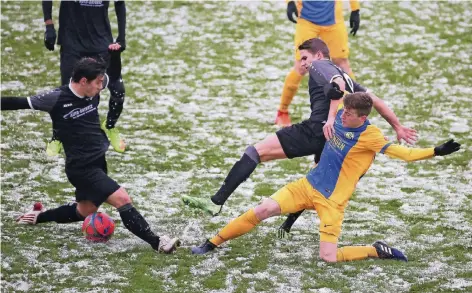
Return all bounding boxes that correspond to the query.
[271,177,345,244]
[294,18,349,60]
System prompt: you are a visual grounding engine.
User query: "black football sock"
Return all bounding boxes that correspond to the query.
[36,203,85,224]
[211,146,260,205]
[118,203,160,249]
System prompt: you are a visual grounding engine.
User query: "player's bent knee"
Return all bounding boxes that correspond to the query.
[254,198,281,220]
[319,250,337,263]
[106,187,132,208]
[77,201,98,217]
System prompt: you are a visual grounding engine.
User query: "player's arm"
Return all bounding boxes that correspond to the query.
[349,0,360,36]
[114,0,127,52]
[323,78,346,140]
[369,128,460,161]
[1,89,59,112]
[42,0,56,51]
[369,93,417,144]
[383,139,460,161]
[1,97,30,111]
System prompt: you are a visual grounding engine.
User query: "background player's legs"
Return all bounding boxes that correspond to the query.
[46,49,82,156]
[276,18,320,126]
[319,23,354,79]
[60,49,82,86]
[276,61,305,127]
[105,52,125,130]
[99,51,126,152]
[211,134,286,206]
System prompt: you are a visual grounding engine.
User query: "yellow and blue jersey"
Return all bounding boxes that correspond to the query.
[297,0,360,26]
[306,105,435,208]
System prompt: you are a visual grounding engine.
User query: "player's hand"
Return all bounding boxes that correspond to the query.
[108,43,122,52]
[395,125,417,145]
[287,1,298,24]
[44,24,56,51]
[323,117,335,141]
[115,37,126,52]
[434,139,461,156]
[350,10,360,36]
[324,82,344,100]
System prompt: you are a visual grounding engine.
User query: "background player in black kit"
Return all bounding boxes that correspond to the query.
[1,58,179,253]
[183,38,418,224]
[42,0,127,155]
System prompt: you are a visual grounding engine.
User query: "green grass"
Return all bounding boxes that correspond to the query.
[2,1,472,292]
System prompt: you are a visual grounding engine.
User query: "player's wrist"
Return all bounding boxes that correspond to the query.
[45,19,54,26]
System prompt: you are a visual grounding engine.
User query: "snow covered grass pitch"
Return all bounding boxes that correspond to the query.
[1,1,471,292]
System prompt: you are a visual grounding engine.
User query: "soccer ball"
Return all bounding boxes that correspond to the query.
[82,212,115,242]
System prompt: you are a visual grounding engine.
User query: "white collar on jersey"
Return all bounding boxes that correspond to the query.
[69,79,85,99]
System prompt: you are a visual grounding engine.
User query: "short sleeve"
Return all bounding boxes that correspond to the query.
[27,88,61,112]
[353,80,367,93]
[364,125,392,153]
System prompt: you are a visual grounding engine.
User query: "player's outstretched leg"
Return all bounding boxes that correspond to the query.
[192,198,282,255]
[210,145,260,205]
[108,187,180,253]
[182,146,260,215]
[17,202,86,225]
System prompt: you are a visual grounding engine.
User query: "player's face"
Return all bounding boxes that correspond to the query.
[341,108,366,128]
[82,75,105,97]
[299,50,323,70]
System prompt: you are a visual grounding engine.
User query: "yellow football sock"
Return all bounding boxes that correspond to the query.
[210,209,261,246]
[336,246,378,262]
[279,69,303,112]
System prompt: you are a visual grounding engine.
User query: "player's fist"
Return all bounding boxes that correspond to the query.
[115,37,126,52]
[434,139,461,156]
[350,10,360,36]
[44,24,56,51]
[287,1,298,24]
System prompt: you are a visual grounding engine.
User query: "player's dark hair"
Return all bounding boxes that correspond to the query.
[298,38,330,59]
[71,57,107,83]
[344,92,373,117]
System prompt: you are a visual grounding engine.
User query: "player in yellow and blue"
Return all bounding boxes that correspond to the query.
[192,92,461,262]
[275,0,360,127]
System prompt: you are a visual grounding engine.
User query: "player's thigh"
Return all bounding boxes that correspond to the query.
[294,18,321,61]
[76,200,99,217]
[66,162,120,208]
[270,177,314,214]
[254,134,287,162]
[314,197,345,244]
[60,49,81,85]
[275,120,325,159]
[319,22,349,59]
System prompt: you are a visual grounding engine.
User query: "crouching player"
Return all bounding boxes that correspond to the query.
[191,92,460,262]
